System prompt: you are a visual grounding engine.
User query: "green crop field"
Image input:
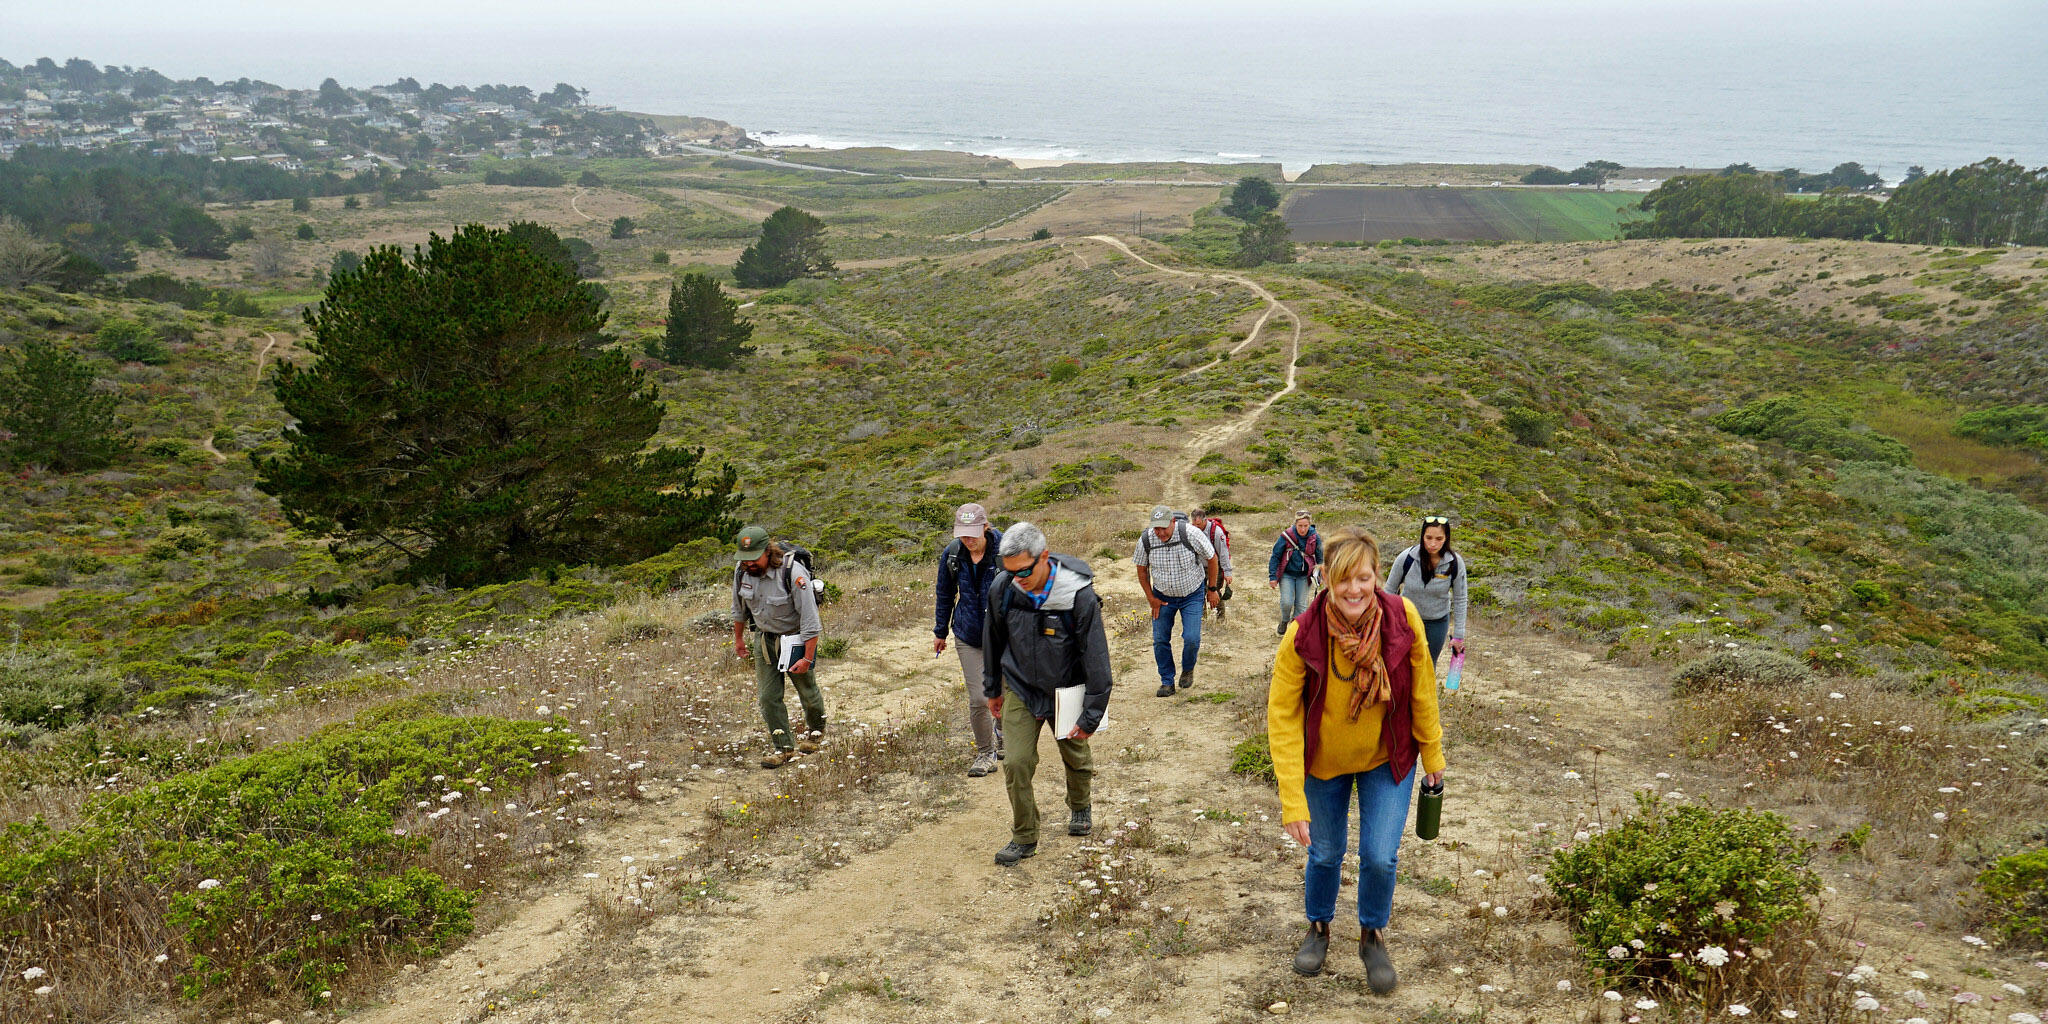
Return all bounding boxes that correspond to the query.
[1283,186,1642,242]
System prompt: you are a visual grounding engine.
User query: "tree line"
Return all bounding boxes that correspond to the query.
[0,148,433,276]
[1628,157,2048,246]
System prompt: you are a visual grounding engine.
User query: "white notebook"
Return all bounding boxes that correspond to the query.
[1054,684,1103,738]
[778,634,806,672]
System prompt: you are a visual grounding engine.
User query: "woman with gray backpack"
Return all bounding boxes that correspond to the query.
[1385,515,1469,666]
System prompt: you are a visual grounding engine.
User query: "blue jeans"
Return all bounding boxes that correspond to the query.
[1422,616,1449,665]
[1278,574,1313,626]
[1151,588,1205,685]
[1303,763,1415,929]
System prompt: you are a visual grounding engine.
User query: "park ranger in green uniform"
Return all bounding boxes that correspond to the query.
[730,525,827,768]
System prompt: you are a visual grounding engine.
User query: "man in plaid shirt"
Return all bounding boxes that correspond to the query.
[1133,505,1219,698]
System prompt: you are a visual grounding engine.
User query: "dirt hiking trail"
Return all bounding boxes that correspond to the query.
[341,239,1770,1023]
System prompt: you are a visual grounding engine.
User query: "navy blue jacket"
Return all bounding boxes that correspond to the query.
[1268,527,1322,580]
[934,528,1004,647]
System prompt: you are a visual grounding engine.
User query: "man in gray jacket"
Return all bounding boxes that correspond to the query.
[983,521,1114,867]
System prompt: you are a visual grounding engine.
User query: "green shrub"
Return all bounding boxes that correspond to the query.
[819,636,851,658]
[1669,648,1813,696]
[906,497,954,531]
[1711,397,1912,466]
[168,501,256,540]
[1849,579,1891,607]
[1230,732,1275,783]
[1012,455,1139,510]
[1975,848,2048,949]
[132,684,219,715]
[0,662,122,729]
[1501,407,1556,447]
[95,318,170,365]
[1547,795,1819,990]
[1952,405,2048,452]
[146,525,214,559]
[0,715,583,999]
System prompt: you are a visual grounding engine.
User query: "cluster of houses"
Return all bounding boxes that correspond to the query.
[0,77,698,171]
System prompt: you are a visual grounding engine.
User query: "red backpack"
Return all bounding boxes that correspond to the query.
[1201,517,1231,553]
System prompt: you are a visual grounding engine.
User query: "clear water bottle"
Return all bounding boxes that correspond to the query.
[1445,651,1465,691]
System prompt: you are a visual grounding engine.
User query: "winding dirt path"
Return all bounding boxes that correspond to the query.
[1081,235,1307,509]
[570,188,597,222]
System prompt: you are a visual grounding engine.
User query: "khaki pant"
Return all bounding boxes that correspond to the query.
[754,631,826,751]
[1000,690,1091,845]
[953,642,1000,757]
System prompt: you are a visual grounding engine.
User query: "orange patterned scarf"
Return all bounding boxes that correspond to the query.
[1328,596,1390,722]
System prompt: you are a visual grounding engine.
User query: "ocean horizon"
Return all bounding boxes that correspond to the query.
[11,0,2047,177]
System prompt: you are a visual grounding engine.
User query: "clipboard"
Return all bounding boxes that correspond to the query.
[777,634,806,673]
[1054,684,1103,738]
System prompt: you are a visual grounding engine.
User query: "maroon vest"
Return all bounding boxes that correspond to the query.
[1290,589,1418,782]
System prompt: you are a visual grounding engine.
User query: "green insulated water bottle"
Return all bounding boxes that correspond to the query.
[1415,779,1444,840]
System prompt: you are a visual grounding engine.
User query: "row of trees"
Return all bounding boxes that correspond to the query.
[1629,158,2048,246]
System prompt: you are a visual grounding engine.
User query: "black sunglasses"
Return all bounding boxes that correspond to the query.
[1422,515,1450,526]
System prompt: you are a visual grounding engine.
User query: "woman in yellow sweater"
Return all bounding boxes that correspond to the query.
[1268,526,1445,993]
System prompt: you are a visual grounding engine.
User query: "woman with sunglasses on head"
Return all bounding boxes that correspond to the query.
[1386,515,1468,666]
[1269,526,1445,994]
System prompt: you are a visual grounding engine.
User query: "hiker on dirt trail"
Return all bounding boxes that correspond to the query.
[730,525,827,769]
[1268,526,1445,995]
[1268,511,1322,636]
[1386,515,1470,666]
[1133,504,1220,698]
[933,502,1006,778]
[983,521,1113,867]
[1190,506,1235,620]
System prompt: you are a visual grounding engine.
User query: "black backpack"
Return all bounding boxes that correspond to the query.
[733,543,820,628]
[1390,549,1458,592]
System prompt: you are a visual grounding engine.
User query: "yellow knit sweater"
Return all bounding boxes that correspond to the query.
[1268,598,1446,824]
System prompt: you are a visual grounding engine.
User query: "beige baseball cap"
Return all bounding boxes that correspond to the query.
[953,503,989,539]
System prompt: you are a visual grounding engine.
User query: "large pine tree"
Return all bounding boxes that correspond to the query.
[651,273,753,368]
[732,206,834,288]
[0,338,127,471]
[255,224,741,587]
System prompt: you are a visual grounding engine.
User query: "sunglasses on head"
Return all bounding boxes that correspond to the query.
[1422,515,1450,526]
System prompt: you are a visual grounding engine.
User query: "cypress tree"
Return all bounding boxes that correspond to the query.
[255,224,741,587]
[652,273,753,368]
[0,339,127,472]
[732,206,834,288]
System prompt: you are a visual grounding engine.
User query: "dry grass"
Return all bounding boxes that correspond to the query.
[1671,673,2046,921]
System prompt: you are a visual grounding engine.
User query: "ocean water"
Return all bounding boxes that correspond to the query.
[14,0,2047,177]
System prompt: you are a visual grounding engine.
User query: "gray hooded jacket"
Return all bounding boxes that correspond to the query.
[981,554,1114,735]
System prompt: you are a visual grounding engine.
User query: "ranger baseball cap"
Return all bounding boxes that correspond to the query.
[953,503,989,539]
[1148,505,1176,526]
[733,525,772,562]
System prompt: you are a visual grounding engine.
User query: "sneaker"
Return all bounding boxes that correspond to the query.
[993,841,1037,866]
[1155,682,1176,698]
[996,747,1005,761]
[968,752,997,777]
[796,731,823,754]
[1178,668,1196,691]
[760,750,795,769]
[1361,928,1397,994]
[1293,921,1331,976]
[1068,807,1092,836]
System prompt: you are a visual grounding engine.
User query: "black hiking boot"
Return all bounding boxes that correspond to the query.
[1361,928,1397,994]
[1155,681,1176,697]
[1293,921,1330,976]
[1068,807,1092,836]
[1178,668,1195,691]
[993,841,1037,867]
